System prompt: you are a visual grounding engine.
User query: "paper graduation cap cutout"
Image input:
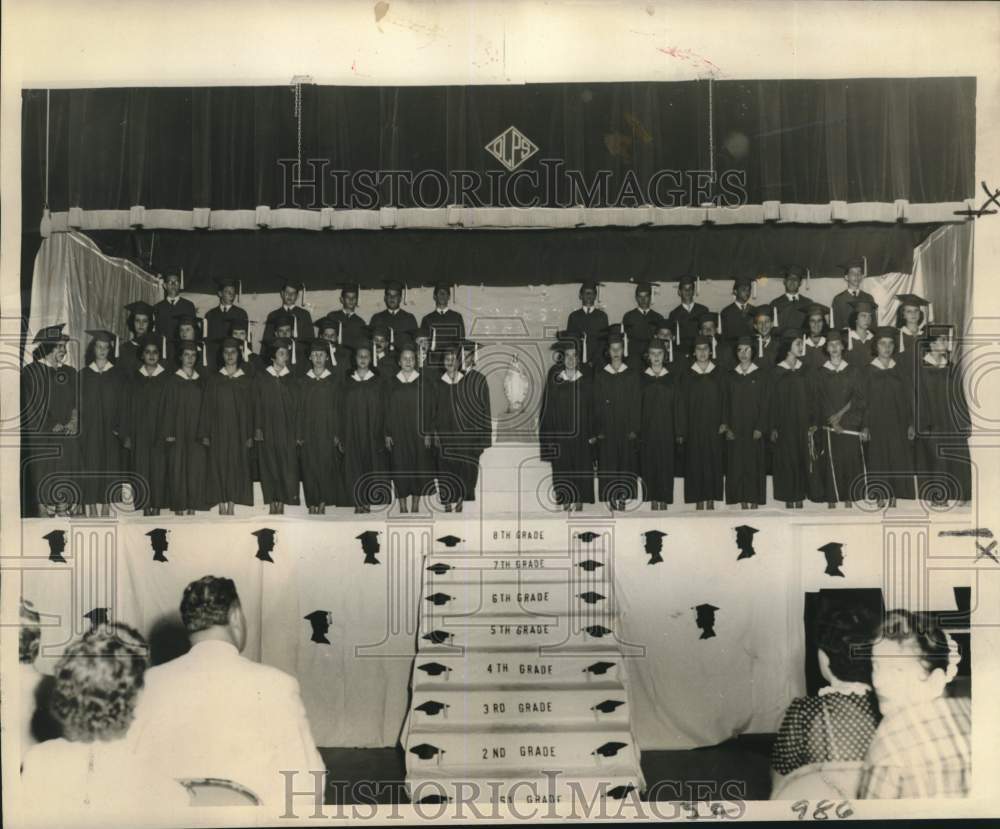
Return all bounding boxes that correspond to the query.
[422,630,453,645]
[578,591,606,605]
[414,700,449,716]
[584,661,616,676]
[818,542,846,577]
[409,743,444,761]
[608,785,637,800]
[84,607,110,628]
[425,593,453,607]
[585,625,613,638]
[735,525,759,561]
[356,530,381,565]
[146,528,170,563]
[417,662,451,677]
[304,610,332,644]
[592,741,628,758]
[592,700,625,714]
[693,604,718,639]
[641,529,667,565]
[43,529,67,563]
[251,528,276,563]
[436,535,463,548]
[578,559,604,572]
[426,562,452,576]
[576,531,600,544]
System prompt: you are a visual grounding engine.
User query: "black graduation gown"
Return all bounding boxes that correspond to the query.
[296,371,345,507]
[720,302,757,344]
[421,309,466,366]
[565,307,609,366]
[325,310,368,350]
[862,360,915,500]
[384,371,435,498]
[253,368,301,504]
[464,367,493,453]
[724,365,768,505]
[677,364,725,503]
[21,360,80,512]
[79,364,125,504]
[592,364,641,501]
[539,370,595,504]
[204,305,249,367]
[622,308,664,363]
[895,327,923,387]
[666,303,709,357]
[198,369,254,507]
[431,372,486,503]
[916,357,972,501]
[801,337,829,372]
[341,371,389,507]
[370,308,418,343]
[638,369,679,503]
[769,294,812,333]
[768,361,811,503]
[153,297,196,340]
[116,338,145,374]
[121,367,170,510]
[843,332,876,372]
[161,371,210,511]
[831,290,877,334]
[810,362,867,504]
[263,305,314,343]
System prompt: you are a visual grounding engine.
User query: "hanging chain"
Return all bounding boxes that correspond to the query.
[44,89,50,210]
[707,76,715,204]
[294,80,303,185]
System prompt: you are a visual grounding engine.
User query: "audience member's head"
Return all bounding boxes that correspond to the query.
[20,600,41,665]
[816,606,876,686]
[871,609,960,715]
[180,576,246,651]
[50,625,149,742]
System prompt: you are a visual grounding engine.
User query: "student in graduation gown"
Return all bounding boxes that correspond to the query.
[677,334,727,510]
[539,334,595,511]
[253,337,301,514]
[894,293,930,385]
[666,275,708,360]
[21,325,80,517]
[263,313,308,377]
[861,327,916,507]
[152,269,196,345]
[768,265,813,334]
[121,334,170,516]
[340,342,389,513]
[162,314,204,368]
[421,283,466,369]
[696,312,734,371]
[263,277,313,344]
[753,308,781,372]
[639,337,680,510]
[844,299,877,372]
[915,325,971,505]
[810,331,867,509]
[724,336,768,509]
[296,339,344,515]
[384,338,435,513]
[371,325,399,377]
[228,320,266,377]
[801,303,831,372]
[161,341,209,515]
[460,339,493,455]
[622,282,663,363]
[198,337,254,515]
[565,281,609,370]
[830,258,877,336]
[370,280,418,344]
[204,278,248,369]
[326,283,368,355]
[768,329,812,509]
[313,315,352,381]
[119,301,156,372]
[720,276,758,348]
[79,330,125,516]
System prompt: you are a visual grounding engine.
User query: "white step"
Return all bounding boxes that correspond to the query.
[424,552,612,585]
[407,768,642,804]
[417,616,621,652]
[418,582,613,617]
[411,652,627,689]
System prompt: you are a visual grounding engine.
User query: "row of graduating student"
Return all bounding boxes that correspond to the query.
[22,326,491,517]
[539,322,971,512]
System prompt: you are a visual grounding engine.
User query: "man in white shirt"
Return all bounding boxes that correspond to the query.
[129,576,324,809]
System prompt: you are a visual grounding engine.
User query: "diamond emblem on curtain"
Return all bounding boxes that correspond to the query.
[485,126,539,172]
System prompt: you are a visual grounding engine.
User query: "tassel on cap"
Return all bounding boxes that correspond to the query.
[180,268,185,291]
[431,328,437,352]
[675,320,680,345]
[338,321,343,344]
[757,335,763,360]
[623,330,629,358]
[114,335,120,359]
[202,317,208,339]
[202,344,207,367]
[582,333,588,364]
[291,342,297,365]
[695,276,700,296]
[773,306,779,328]
[293,316,299,340]
[928,302,935,323]
[899,329,904,353]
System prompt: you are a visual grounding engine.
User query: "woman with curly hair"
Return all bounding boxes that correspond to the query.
[20,624,188,815]
[859,609,970,798]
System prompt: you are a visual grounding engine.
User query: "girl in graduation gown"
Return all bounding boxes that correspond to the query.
[21,325,80,517]
[639,337,680,510]
[121,335,169,515]
[916,326,971,504]
[861,327,916,506]
[384,339,435,513]
[843,300,876,372]
[809,331,867,508]
[591,327,641,512]
[340,343,389,513]
[198,336,254,515]
[894,293,930,386]
[253,337,301,514]
[724,336,767,509]
[79,330,125,516]
[161,341,210,515]
[539,334,595,511]
[429,344,487,512]
[768,330,812,509]
[296,340,344,514]
[677,334,727,510]
[801,304,830,372]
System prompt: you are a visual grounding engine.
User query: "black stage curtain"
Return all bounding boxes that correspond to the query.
[22,78,975,224]
[85,223,935,293]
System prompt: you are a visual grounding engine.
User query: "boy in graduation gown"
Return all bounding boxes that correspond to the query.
[421,282,466,369]
[253,337,301,514]
[894,293,930,384]
[565,281,608,369]
[677,334,727,510]
[622,282,663,363]
[153,268,196,343]
[753,308,781,371]
[161,341,209,514]
[591,325,641,512]
[720,275,758,347]
[639,337,680,510]
[326,283,368,353]
[725,335,768,509]
[163,314,205,368]
[460,338,493,454]
[119,301,156,371]
[296,339,344,514]
[384,337,435,514]
[198,336,254,515]
[263,277,312,344]
[861,327,916,506]
[371,324,399,377]
[768,265,813,334]
[666,275,708,359]
[768,329,812,509]
[120,334,169,515]
[801,303,831,371]
[370,280,418,344]
[204,278,248,369]
[340,341,389,513]
[227,320,265,377]
[80,330,125,516]
[830,258,876,334]
[313,314,351,381]
[843,299,877,371]
[264,314,308,376]
[696,312,734,371]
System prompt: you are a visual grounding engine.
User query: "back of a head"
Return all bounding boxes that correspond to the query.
[817,605,877,685]
[877,608,952,677]
[20,600,41,665]
[180,575,240,635]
